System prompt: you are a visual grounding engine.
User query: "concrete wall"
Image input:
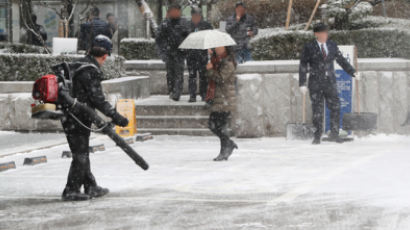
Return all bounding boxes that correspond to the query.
[0,76,150,131]
[125,58,410,137]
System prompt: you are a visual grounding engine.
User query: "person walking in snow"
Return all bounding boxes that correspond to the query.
[299,23,360,145]
[156,3,190,101]
[206,46,238,161]
[187,6,213,103]
[61,35,129,201]
[225,2,258,63]
[79,7,112,52]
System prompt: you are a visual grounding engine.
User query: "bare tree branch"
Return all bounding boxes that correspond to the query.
[67,0,79,22]
[38,1,62,18]
[19,0,50,53]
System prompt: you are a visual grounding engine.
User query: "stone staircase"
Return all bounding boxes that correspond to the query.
[126,60,212,136]
[135,95,212,136]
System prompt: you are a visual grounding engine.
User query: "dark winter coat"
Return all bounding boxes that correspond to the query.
[207,56,237,113]
[62,55,120,134]
[155,17,190,61]
[27,24,47,46]
[225,14,258,51]
[187,20,213,61]
[299,40,356,88]
[79,18,113,51]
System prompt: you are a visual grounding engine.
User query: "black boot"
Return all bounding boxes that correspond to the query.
[62,188,91,201]
[85,185,110,198]
[223,140,238,160]
[188,96,197,103]
[312,136,321,145]
[327,133,344,143]
[213,139,226,161]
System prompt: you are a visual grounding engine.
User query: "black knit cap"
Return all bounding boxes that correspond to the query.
[313,23,329,33]
[168,3,182,11]
[235,1,246,8]
[93,35,112,55]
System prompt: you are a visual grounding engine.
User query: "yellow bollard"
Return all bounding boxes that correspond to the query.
[115,99,137,137]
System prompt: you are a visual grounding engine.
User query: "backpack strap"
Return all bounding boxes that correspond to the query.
[73,63,100,76]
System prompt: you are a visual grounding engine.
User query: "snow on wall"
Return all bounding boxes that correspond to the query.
[125,59,410,137]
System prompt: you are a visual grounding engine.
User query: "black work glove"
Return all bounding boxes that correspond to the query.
[112,113,129,127]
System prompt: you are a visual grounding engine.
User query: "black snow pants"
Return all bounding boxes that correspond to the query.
[309,79,340,138]
[166,56,185,100]
[209,112,232,147]
[64,132,97,192]
[187,56,208,99]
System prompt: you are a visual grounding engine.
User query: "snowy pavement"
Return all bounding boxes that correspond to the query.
[1,134,410,229]
[0,131,67,157]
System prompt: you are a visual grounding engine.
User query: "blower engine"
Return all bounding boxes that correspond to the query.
[31,62,149,170]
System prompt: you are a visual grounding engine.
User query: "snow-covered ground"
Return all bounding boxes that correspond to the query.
[1,134,410,229]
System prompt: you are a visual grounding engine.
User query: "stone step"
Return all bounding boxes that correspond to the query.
[136,104,209,116]
[137,115,209,129]
[138,128,212,136]
[135,95,210,116]
[134,95,212,135]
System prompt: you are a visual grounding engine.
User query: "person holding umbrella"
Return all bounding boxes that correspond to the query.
[206,46,238,161]
[187,6,213,103]
[299,23,359,145]
[179,29,238,161]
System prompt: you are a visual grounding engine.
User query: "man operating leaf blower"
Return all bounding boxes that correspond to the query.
[61,35,129,201]
[32,35,149,201]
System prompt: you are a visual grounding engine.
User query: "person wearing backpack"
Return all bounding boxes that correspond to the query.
[61,35,128,201]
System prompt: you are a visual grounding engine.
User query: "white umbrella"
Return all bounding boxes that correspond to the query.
[179,29,237,50]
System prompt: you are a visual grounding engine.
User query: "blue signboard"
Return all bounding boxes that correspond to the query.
[325,45,355,133]
[325,69,353,132]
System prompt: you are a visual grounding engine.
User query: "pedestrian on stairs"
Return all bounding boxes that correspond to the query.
[156,3,190,101]
[187,6,213,103]
[206,46,238,161]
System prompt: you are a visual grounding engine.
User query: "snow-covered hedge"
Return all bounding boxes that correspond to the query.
[251,28,410,60]
[120,38,158,60]
[0,53,125,81]
[0,42,48,54]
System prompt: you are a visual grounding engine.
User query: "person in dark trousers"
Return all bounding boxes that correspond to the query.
[79,7,112,51]
[187,6,213,102]
[61,35,129,201]
[299,23,360,145]
[26,14,47,46]
[225,2,258,63]
[106,13,118,35]
[156,3,190,101]
[207,46,238,161]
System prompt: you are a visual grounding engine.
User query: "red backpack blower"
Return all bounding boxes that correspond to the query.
[31,62,149,170]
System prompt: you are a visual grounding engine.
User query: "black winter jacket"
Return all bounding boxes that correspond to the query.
[62,56,119,134]
[225,14,258,50]
[79,18,112,51]
[187,20,213,61]
[155,17,190,61]
[27,24,47,46]
[299,40,356,88]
